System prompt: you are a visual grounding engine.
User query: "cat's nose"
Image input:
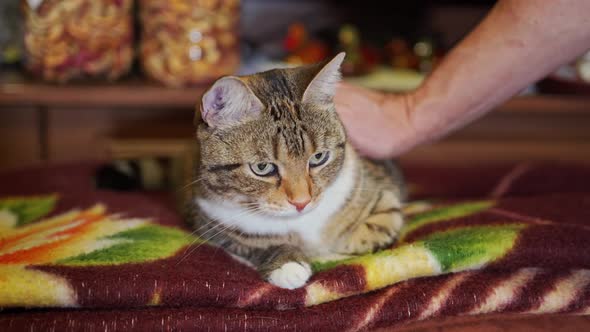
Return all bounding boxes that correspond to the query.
[288,199,311,212]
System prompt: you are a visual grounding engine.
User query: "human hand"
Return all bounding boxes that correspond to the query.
[334,82,421,159]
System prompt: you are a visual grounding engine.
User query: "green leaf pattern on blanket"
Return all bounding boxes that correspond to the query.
[0,195,57,228]
[421,224,525,271]
[313,200,499,272]
[57,225,198,266]
[398,200,494,241]
[305,201,529,306]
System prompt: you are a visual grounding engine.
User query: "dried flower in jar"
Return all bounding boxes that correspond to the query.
[139,0,240,87]
[22,0,133,83]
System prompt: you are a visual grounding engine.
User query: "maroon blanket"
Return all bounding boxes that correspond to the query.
[1,162,590,331]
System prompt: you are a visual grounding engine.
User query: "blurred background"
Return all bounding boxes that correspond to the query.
[1,0,589,184]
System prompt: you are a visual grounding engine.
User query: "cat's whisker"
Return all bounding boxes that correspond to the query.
[178,206,265,264]
[178,210,250,264]
[201,224,236,251]
[178,177,205,192]
[242,202,260,207]
[203,210,259,242]
[189,215,228,234]
[188,217,238,242]
[178,220,244,264]
[177,221,231,265]
[184,218,221,240]
[183,218,220,239]
[200,208,264,244]
[187,206,260,238]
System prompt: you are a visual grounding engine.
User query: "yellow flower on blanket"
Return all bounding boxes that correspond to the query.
[0,205,146,265]
[0,196,195,307]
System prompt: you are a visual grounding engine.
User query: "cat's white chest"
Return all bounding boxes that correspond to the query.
[196,154,356,249]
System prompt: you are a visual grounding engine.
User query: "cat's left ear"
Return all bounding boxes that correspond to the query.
[199,76,264,129]
[302,52,345,105]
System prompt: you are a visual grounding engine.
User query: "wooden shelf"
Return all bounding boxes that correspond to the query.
[402,140,590,165]
[496,94,590,114]
[1,74,589,112]
[0,76,209,108]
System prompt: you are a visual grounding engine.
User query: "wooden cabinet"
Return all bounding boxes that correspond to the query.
[403,96,590,165]
[0,106,41,169]
[0,79,203,169]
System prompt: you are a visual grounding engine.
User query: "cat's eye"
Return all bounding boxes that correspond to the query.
[309,151,330,168]
[250,162,278,177]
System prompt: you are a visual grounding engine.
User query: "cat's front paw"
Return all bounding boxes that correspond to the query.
[335,211,404,255]
[267,261,312,289]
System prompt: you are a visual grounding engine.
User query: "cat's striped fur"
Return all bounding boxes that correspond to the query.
[188,53,405,289]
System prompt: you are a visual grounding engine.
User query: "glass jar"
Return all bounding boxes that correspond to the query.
[22,0,133,82]
[1,1,23,67]
[139,0,240,87]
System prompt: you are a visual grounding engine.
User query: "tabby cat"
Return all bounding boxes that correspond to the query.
[189,53,406,289]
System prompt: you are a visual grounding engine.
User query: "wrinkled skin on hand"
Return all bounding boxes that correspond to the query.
[334,82,420,159]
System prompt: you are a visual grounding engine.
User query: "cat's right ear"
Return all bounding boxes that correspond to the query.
[199,76,264,129]
[302,52,345,105]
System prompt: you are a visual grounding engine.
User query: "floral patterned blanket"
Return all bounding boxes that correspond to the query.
[1,163,590,331]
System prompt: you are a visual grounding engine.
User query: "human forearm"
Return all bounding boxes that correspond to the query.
[408,0,590,142]
[336,0,590,159]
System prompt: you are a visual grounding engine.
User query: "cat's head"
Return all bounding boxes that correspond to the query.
[196,53,348,217]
